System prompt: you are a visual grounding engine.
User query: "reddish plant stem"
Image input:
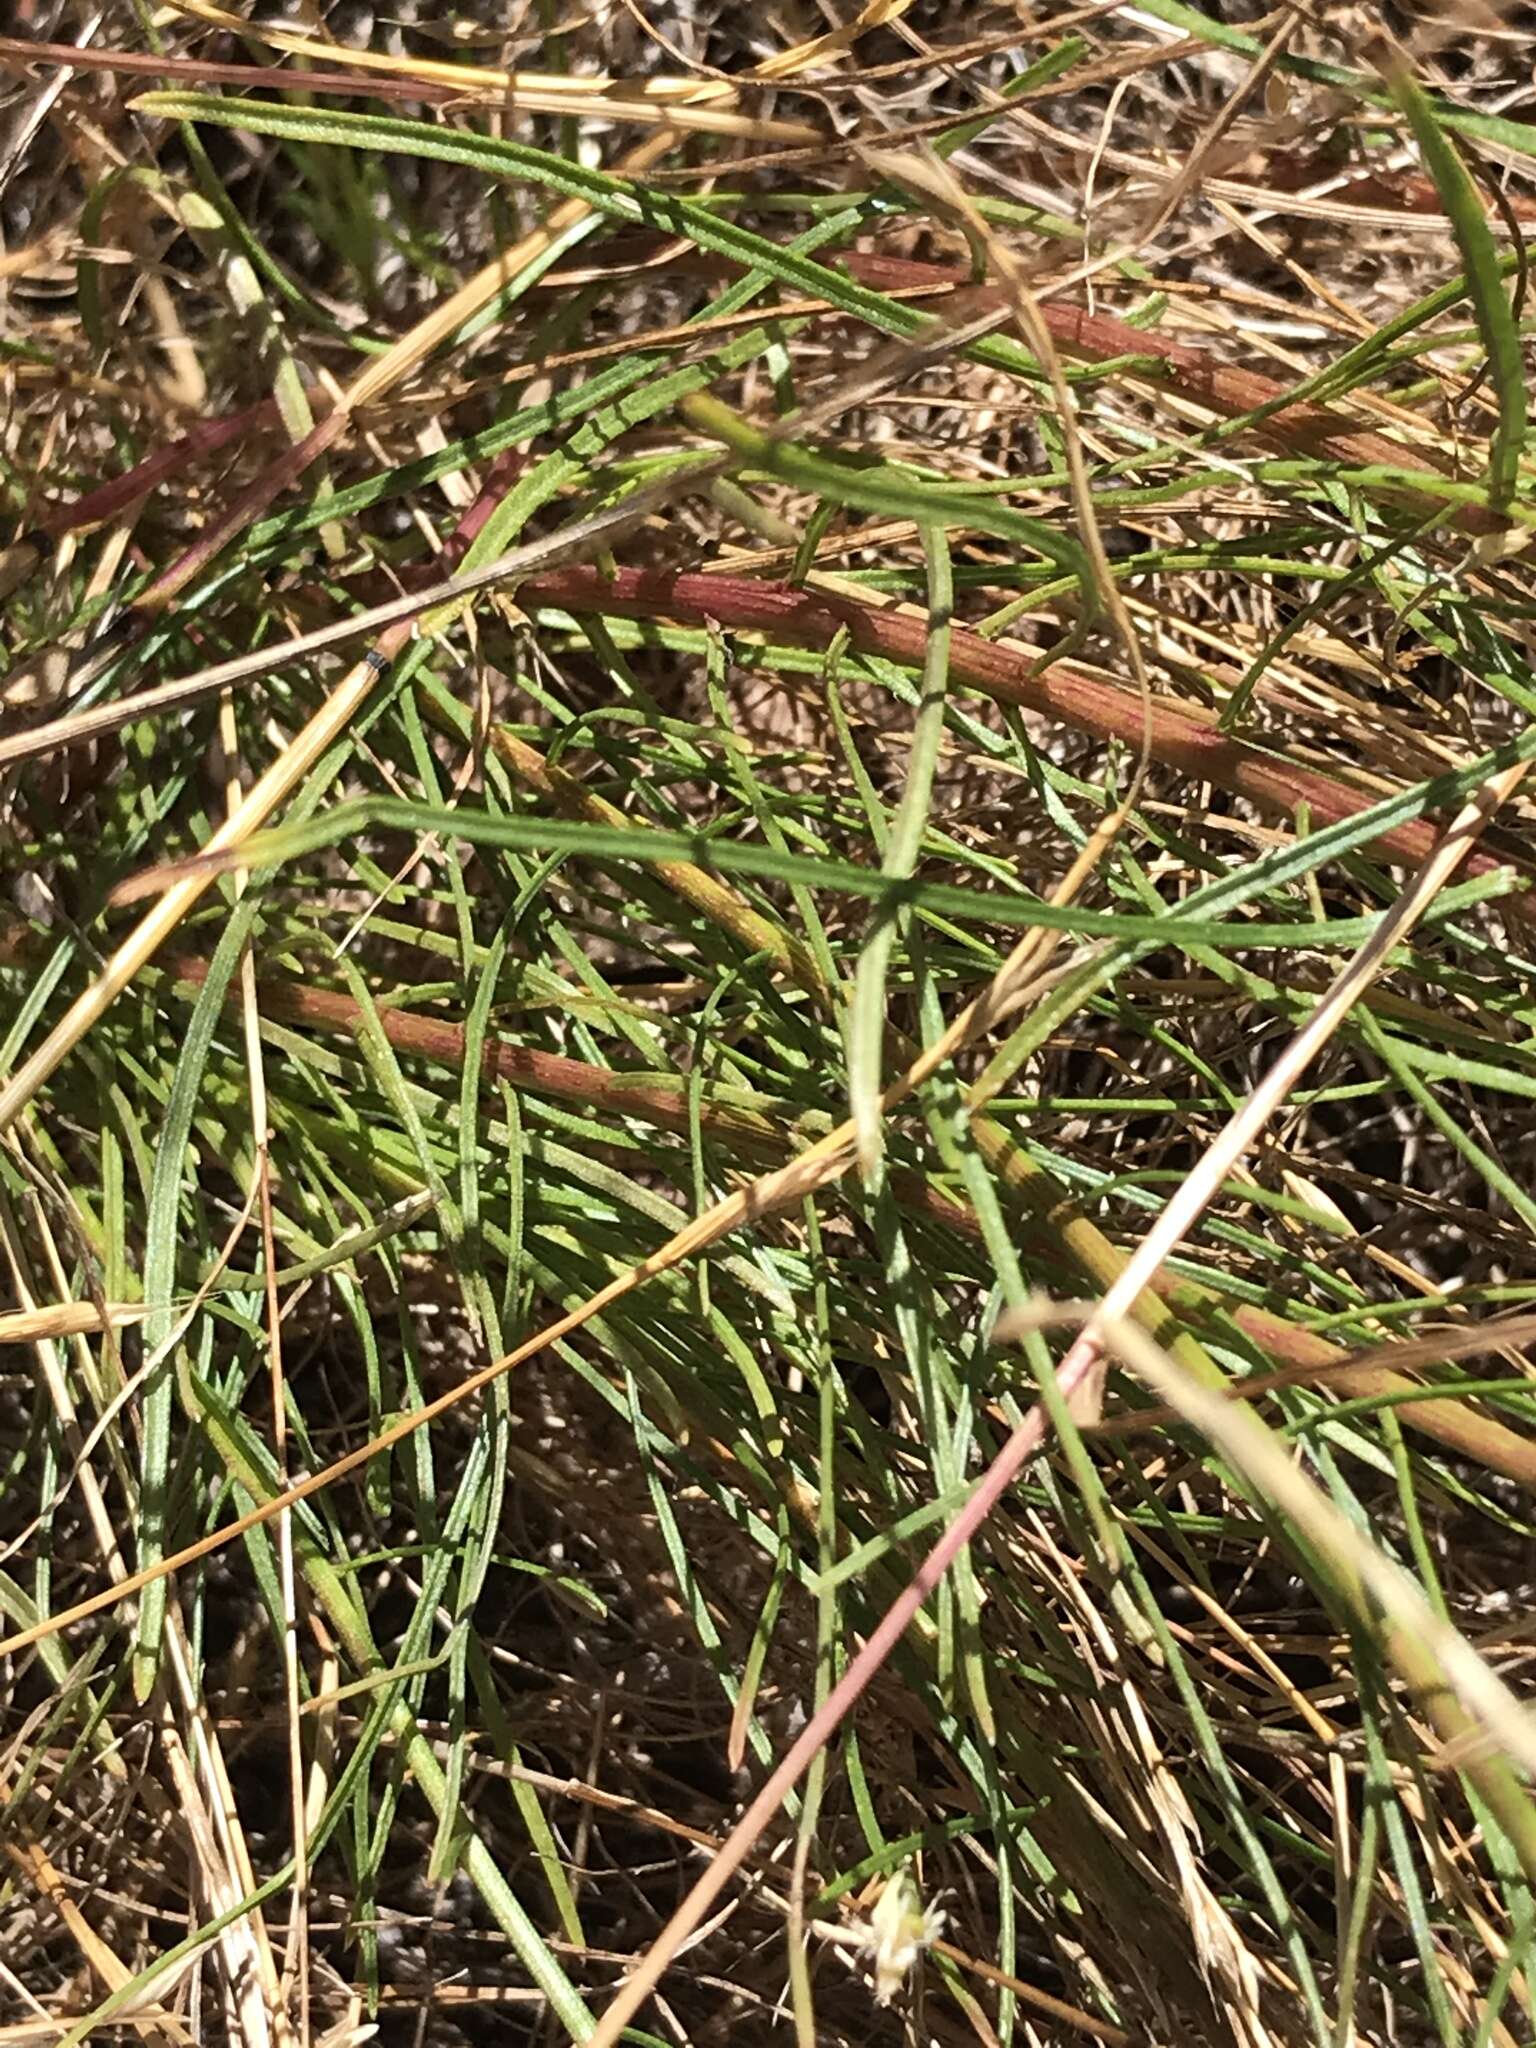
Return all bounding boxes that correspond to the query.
[134,411,352,613]
[433,446,527,564]
[28,355,520,554]
[138,945,1533,1487]
[1264,157,1536,222]
[515,563,1526,888]
[33,398,282,539]
[5,899,1522,1473]
[35,236,1483,553]
[836,249,1485,518]
[168,954,778,1150]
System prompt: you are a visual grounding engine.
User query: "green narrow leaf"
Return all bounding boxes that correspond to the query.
[220,789,1523,951]
[848,525,954,1172]
[1385,56,1528,510]
[133,896,260,1699]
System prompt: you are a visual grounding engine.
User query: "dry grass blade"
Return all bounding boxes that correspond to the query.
[1012,1299,1536,1847]
[0,1303,149,1343]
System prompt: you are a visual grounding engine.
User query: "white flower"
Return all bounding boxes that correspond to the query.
[862,1869,946,2006]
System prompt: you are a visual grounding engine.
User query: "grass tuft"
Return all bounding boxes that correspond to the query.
[5,5,1536,2045]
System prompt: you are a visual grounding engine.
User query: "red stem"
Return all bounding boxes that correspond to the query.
[837,249,1486,525]
[34,398,281,538]
[134,411,351,613]
[516,563,1526,889]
